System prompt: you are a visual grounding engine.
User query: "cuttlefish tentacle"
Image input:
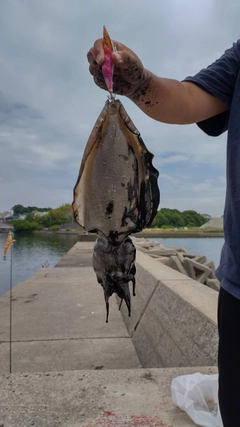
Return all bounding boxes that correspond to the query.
[92,236,136,322]
[104,293,110,323]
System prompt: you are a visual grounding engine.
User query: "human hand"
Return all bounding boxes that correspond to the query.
[87,39,151,101]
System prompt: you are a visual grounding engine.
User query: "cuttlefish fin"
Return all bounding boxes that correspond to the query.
[102,26,115,93]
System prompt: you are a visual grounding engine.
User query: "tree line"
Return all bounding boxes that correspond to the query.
[11,204,75,232]
[12,204,51,216]
[150,208,210,229]
[10,204,210,232]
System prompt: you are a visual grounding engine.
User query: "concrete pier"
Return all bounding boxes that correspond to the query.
[0,241,219,427]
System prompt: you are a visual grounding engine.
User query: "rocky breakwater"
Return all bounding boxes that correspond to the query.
[133,237,220,291]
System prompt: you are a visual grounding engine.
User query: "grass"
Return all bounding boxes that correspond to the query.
[143,227,223,234]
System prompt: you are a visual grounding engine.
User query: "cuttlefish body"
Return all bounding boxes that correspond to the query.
[73,27,159,322]
[72,98,159,321]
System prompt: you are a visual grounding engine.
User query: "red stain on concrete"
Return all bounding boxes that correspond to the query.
[83,409,173,426]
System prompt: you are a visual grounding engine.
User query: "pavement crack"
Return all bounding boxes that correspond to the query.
[1,336,131,343]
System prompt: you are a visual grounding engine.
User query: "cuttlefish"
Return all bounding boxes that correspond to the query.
[72,27,160,322]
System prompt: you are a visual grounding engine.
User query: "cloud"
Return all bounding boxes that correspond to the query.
[159,154,190,165]
[0,0,239,215]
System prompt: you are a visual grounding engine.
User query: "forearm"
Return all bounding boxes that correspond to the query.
[129,71,228,125]
[88,40,228,123]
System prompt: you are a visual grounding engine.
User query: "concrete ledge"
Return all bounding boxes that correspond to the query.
[55,241,95,267]
[119,249,218,368]
[0,366,217,427]
[0,242,220,426]
[0,263,140,373]
[137,232,224,238]
[77,232,224,241]
[78,233,97,242]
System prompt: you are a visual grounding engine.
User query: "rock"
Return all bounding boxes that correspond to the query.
[181,253,197,259]
[156,257,169,265]
[148,254,163,259]
[203,260,216,279]
[166,245,180,250]
[182,258,212,283]
[136,246,151,253]
[194,255,207,264]
[134,237,217,286]
[182,258,196,280]
[135,242,156,249]
[147,248,177,257]
[176,252,184,263]
[177,247,190,254]
[206,278,220,291]
[166,256,188,276]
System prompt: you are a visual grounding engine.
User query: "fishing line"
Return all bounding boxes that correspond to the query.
[9,244,13,373]
[3,231,15,373]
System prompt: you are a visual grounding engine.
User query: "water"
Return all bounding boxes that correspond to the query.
[149,237,224,269]
[0,233,78,296]
[0,233,224,297]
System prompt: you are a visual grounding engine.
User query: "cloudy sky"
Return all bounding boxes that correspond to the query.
[0,0,239,217]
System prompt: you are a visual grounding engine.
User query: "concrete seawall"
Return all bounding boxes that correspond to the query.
[0,240,219,427]
[77,231,224,241]
[118,248,218,368]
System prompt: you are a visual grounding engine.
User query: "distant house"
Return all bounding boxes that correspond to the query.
[5,216,17,221]
[32,211,48,217]
[0,222,13,232]
[0,211,12,222]
[0,210,49,222]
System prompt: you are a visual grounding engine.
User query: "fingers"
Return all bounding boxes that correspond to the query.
[87,50,101,78]
[89,62,105,88]
[89,38,105,65]
[87,47,106,90]
[87,39,123,92]
[93,75,107,91]
[88,54,98,77]
[87,39,128,66]
[87,38,145,96]
[111,51,123,66]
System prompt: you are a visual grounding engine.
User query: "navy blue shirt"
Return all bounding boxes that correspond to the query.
[185,40,240,299]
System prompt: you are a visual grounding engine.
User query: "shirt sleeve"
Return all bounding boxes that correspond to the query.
[184,40,240,136]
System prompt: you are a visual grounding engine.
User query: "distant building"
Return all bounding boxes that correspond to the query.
[18,214,27,219]
[200,217,223,230]
[32,211,48,217]
[0,223,13,232]
[0,211,12,222]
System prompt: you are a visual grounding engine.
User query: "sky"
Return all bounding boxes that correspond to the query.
[0,0,239,217]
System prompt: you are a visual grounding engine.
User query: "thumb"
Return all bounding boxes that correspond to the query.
[112,51,123,65]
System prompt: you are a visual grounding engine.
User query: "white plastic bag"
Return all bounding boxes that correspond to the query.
[171,373,223,427]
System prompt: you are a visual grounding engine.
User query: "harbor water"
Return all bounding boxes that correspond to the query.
[0,233,78,296]
[0,233,224,297]
[150,237,224,269]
